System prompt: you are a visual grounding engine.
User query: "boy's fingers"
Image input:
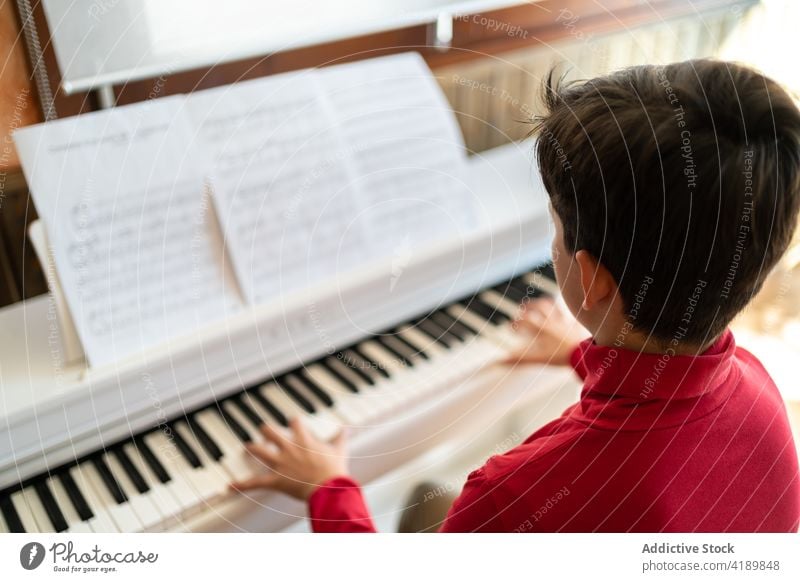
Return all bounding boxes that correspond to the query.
[522,297,555,316]
[500,350,543,365]
[245,442,279,466]
[229,474,280,492]
[260,423,289,448]
[289,417,312,444]
[332,428,348,451]
[514,317,544,336]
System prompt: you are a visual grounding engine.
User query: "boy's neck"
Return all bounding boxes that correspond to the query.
[591,324,718,356]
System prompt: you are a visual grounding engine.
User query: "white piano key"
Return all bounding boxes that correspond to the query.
[238,392,282,428]
[523,271,560,296]
[280,376,341,441]
[103,453,164,531]
[203,406,280,481]
[194,410,256,482]
[481,290,524,319]
[398,325,448,355]
[10,491,39,533]
[173,422,232,499]
[123,442,191,521]
[446,304,515,349]
[222,400,265,443]
[332,350,399,414]
[20,486,55,533]
[169,422,229,503]
[81,462,143,532]
[47,476,90,533]
[143,431,206,516]
[66,520,93,533]
[358,341,419,403]
[69,466,119,533]
[359,341,407,375]
[257,384,301,422]
[304,365,373,425]
[0,514,7,534]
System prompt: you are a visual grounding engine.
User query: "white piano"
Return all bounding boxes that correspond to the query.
[0,142,579,533]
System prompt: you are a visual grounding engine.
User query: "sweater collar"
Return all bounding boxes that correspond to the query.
[571,330,740,430]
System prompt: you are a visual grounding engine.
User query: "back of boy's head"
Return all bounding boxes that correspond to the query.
[534,59,800,346]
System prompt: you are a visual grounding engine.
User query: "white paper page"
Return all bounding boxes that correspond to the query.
[319,53,480,258]
[14,97,241,367]
[186,72,369,305]
[27,220,84,365]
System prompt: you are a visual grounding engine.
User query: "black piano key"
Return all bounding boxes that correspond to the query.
[436,310,478,336]
[509,277,542,300]
[379,335,419,361]
[219,406,252,443]
[420,315,463,346]
[374,336,413,367]
[168,425,203,469]
[112,448,151,494]
[461,296,509,324]
[345,347,389,380]
[421,316,462,343]
[135,437,171,484]
[34,481,69,532]
[335,351,378,384]
[459,296,493,321]
[428,313,472,342]
[277,379,316,414]
[390,331,430,360]
[230,396,265,428]
[1,494,25,532]
[495,281,526,303]
[186,417,224,461]
[486,299,512,323]
[294,372,335,407]
[92,456,128,504]
[248,389,289,427]
[414,318,453,347]
[320,359,361,393]
[336,350,371,380]
[59,471,94,521]
[535,262,556,283]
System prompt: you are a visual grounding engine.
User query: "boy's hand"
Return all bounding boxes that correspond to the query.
[502,298,589,366]
[229,418,349,501]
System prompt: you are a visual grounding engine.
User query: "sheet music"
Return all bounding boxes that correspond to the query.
[15,97,241,367]
[320,54,479,257]
[186,72,370,304]
[191,53,479,305]
[15,52,480,367]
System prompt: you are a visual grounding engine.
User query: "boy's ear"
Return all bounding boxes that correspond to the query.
[574,250,616,310]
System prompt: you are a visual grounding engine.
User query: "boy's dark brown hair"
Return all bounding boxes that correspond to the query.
[534,59,800,346]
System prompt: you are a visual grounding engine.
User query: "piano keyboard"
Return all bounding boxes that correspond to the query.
[0,263,556,533]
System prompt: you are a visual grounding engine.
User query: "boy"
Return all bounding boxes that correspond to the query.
[230,59,800,532]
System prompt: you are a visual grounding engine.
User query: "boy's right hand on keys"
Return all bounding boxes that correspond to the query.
[502,298,589,366]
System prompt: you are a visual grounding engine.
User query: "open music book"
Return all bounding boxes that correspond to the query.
[15,53,479,368]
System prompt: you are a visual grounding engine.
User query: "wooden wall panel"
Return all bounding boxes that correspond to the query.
[0,0,46,306]
[0,0,40,172]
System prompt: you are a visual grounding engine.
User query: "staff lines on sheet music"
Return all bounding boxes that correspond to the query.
[69,179,231,338]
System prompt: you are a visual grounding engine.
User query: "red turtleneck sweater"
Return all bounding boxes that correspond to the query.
[308,330,800,532]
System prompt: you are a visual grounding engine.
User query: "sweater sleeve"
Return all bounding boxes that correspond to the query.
[438,468,506,532]
[307,476,377,533]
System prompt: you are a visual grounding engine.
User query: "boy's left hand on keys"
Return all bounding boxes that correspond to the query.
[502,298,589,367]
